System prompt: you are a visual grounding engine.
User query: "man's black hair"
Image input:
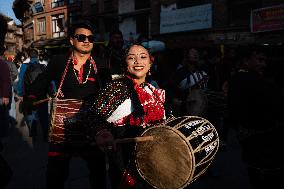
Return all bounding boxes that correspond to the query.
[68,20,96,38]
[28,48,39,58]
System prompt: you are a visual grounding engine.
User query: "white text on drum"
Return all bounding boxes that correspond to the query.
[205,141,217,155]
[184,119,205,129]
[202,133,214,142]
[191,124,212,137]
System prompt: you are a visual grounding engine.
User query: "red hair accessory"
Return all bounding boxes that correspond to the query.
[150,55,155,63]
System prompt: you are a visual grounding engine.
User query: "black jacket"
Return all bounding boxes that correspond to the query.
[29,53,103,100]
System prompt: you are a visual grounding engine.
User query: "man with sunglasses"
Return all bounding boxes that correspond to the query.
[26,20,107,189]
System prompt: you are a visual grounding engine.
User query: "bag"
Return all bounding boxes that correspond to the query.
[23,63,46,94]
[0,154,13,188]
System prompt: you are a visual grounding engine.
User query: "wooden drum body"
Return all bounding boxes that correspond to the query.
[49,98,91,144]
[135,116,219,189]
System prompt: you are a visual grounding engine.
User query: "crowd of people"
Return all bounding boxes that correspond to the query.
[1,14,283,189]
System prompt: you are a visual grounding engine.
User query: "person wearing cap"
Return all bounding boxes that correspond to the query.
[26,20,107,189]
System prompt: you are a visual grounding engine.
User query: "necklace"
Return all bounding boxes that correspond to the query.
[72,54,95,84]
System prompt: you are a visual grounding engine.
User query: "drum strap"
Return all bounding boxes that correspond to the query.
[55,56,72,98]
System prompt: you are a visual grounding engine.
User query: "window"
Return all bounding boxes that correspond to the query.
[135,0,150,10]
[136,14,149,35]
[37,17,46,34]
[52,14,65,38]
[32,0,44,14]
[51,0,65,8]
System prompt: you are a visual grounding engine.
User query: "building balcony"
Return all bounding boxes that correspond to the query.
[5,38,17,44]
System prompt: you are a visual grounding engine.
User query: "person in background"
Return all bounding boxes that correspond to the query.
[16,49,32,101]
[23,49,49,141]
[0,13,13,188]
[16,49,40,137]
[87,43,168,188]
[39,52,48,67]
[0,53,12,149]
[0,14,12,146]
[13,51,26,69]
[170,47,208,117]
[104,29,125,81]
[2,55,18,127]
[228,46,283,189]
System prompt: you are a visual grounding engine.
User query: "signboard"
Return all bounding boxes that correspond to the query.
[160,4,212,34]
[251,4,284,33]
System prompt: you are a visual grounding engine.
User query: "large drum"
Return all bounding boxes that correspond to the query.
[135,116,219,189]
[49,98,92,144]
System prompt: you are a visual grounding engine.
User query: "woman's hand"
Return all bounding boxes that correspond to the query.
[95,129,116,151]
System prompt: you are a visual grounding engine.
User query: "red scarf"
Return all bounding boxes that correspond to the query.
[128,78,165,127]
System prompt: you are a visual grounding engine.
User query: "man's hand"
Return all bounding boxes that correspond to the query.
[17,96,23,102]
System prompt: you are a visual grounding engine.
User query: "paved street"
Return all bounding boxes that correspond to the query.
[1,101,252,189]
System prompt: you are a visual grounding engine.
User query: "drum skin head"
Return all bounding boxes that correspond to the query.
[135,126,194,189]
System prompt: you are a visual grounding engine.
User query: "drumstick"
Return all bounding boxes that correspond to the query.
[91,136,154,146]
[115,136,154,144]
[33,98,50,106]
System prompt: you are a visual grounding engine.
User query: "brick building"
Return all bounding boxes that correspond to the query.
[2,16,23,60]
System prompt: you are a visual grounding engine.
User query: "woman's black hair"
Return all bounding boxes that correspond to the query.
[124,42,151,59]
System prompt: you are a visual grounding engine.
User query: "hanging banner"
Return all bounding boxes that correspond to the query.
[251,4,284,33]
[160,4,212,34]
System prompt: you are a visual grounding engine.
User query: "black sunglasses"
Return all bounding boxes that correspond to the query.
[73,34,95,43]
